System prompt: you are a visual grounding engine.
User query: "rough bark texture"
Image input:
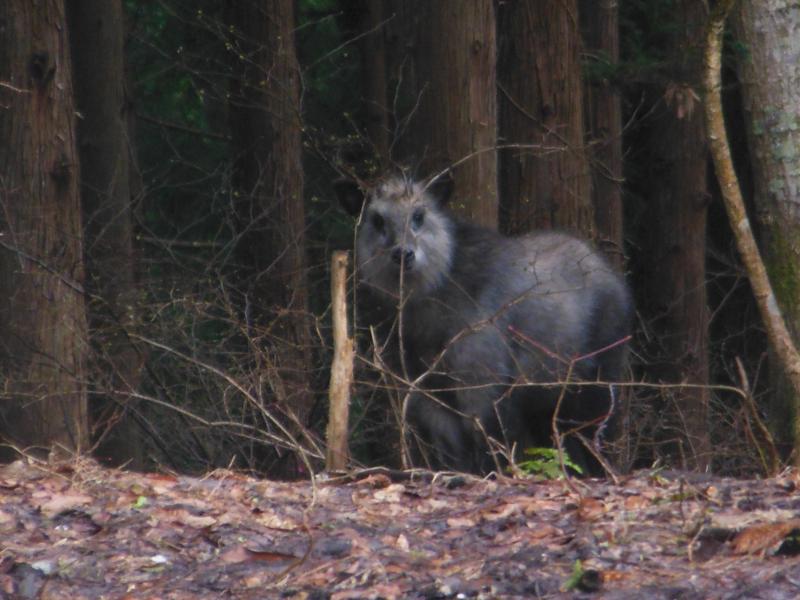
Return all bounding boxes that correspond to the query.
[580,0,624,265]
[388,0,498,227]
[67,0,144,469]
[639,2,711,470]
[0,0,89,457]
[733,0,800,458]
[358,0,390,167]
[226,0,313,472]
[497,0,593,237]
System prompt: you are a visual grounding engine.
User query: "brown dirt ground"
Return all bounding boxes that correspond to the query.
[2,459,800,599]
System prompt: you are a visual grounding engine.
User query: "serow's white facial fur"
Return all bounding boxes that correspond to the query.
[355,176,454,301]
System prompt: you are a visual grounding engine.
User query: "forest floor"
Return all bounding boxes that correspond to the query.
[1,459,800,599]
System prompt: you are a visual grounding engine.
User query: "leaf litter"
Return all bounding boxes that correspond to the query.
[2,459,800,598]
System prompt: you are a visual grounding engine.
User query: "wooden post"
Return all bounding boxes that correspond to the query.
[326,251,354,471]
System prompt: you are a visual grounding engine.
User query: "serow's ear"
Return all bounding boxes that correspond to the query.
[427,172,455,206]
[333,179,366,216]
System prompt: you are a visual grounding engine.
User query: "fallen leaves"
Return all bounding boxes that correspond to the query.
[2,459,800,598]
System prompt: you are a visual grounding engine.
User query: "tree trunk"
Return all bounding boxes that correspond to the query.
[0,0,89,458]
[733,1,800,459]
[638,1,711,471]
[226,0,312,474]
[358,0,390,167]
[497,0,593,236]
[580,0,624,265]
[67,0,144,469]
[388,0,498,227]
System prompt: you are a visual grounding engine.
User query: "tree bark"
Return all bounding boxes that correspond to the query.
[67,0,144,469]
[388,0,498,227]
[226,0,313,473]
[497,0,593,236]
[725,1,800,458]
[580,0,624,265]
[0,0,89,458]
[639,1,711,470]
[358,0,390,167]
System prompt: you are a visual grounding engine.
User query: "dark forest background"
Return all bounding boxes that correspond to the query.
[1,0,798,479]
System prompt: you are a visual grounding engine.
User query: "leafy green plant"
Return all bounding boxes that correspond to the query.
[516,447,584,480]
[562,560,585,592]
[562,559,603,593]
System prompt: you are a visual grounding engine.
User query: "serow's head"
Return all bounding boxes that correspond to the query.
[334,173,455,300]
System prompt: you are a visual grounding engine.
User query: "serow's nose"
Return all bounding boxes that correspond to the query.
[391,247,415,268]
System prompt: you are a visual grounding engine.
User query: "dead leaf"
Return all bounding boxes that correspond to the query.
[482,501,521,522]
[37,493,93,518]
[243,547,298,563]
[0,510,15,533]
[255,510,299,531]
[578,498,605,521]
[416,498,451,513]
[219,545,250,564]
[446,516,477,528]
[356,473,392,489]
[147,473,179,484]
[521,498,565,516]
[332,584,403,600]
[524,523,562,541]
[601,569,630,583]
[372,483,406,503]
[219,545,296,564]
[623,495,650,510]
[396,533,410,552]
[163,508,216,528]
[732,519,800,556]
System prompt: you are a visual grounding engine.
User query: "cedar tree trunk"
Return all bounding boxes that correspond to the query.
[0,0,89,458]
[67,0,145,469]
[358,0,390,166]
[389,0,498,227]
[639,1,711,470]
[226,0,313,473]
[580,0,624,264]
[497,0,593,236]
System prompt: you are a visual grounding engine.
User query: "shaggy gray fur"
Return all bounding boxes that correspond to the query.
[335,173,632,474]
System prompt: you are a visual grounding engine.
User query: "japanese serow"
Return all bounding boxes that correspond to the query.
[334,173,633,475]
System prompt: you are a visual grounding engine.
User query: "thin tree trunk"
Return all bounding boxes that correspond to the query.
[0,0,89,458]
[67,0,144,469]
[389,0,498,227]
[578,0,627,466]
[226,0,313,474]
[326,251,353,471]
[497,0,593,236]
[639,1,711,470]
[580,0,624,265]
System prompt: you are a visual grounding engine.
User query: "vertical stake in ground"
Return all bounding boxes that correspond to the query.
[326,251,354,471]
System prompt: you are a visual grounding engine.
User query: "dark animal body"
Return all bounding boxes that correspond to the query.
[335,174,632,475]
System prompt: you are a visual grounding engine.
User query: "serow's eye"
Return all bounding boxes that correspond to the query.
[370,212,385,232]
[411,208,425,228]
